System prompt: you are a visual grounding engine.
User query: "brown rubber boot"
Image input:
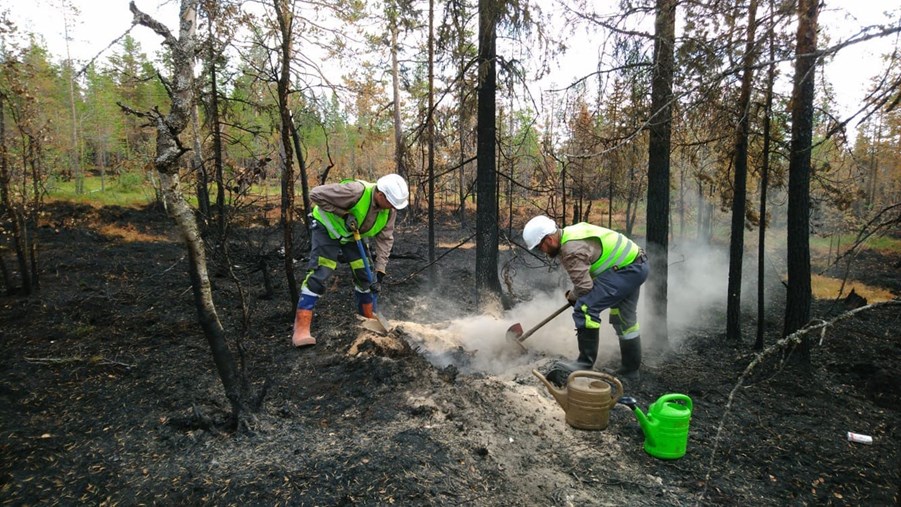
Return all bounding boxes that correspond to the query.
[291,309,316,347]
[359,302,375,319]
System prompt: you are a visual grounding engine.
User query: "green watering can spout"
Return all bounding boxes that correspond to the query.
[619,396,655,447]
[633,406,655,447]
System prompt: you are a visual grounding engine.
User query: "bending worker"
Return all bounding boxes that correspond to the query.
[292,174,409,347]
[522,215,649,384]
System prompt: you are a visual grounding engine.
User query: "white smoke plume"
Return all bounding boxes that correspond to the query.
[395,241,773,376]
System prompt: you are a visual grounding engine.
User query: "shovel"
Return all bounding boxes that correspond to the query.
[352,227,391,335]
[505,302,571,351]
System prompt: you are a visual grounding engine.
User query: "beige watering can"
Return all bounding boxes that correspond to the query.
[533,370,623,430]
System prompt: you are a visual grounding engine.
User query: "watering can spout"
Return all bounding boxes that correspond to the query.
[618,396,655,447]
[532,370,568,410]
[633,407,655,447]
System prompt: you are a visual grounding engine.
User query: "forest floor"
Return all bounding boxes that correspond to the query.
[1,201,898,506]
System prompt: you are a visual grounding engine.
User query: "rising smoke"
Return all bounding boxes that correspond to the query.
[397,240,772,378]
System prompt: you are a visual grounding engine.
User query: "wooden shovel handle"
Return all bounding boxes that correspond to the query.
[517,302,572,344]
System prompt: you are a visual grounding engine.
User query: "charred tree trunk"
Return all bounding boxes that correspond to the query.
[288,115,311,225]
[625,165,639,236]
[607,175,614,229]
[391,16,405,179]
[427,0,436,282]
[273,0,299,307]
[208,29,226,242]
[561,161,567,225]
[645,0,676,348]
[755,2,776,351]
[677,163,684,241]
[726,0,758,342]
[475,0,503,308]
[456,4,469,229]
[783,0,818,366]
[458,78,467,228]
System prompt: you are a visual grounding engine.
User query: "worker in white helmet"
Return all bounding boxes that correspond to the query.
[292,174,409,347]
[522,215,649,385]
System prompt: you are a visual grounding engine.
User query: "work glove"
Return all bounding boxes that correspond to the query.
[344,214,358,232]
[371,270,385,293]
[565,290,577,307]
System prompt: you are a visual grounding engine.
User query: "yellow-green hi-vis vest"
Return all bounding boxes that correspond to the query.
[561,223,640,278]
[312,180,390,243]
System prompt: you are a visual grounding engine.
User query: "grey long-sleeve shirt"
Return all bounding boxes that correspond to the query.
[559,237,602,297]
[310,181,396,273]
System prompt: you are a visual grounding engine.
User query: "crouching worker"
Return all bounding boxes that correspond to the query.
[292,174,409,347]
[522,215,649,384]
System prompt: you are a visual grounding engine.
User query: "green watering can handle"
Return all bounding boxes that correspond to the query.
[657,393,692,412]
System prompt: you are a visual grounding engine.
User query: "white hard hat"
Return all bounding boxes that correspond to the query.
[377,174,409,209]
[523,215,557,250]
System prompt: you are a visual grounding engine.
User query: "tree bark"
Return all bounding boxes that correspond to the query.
[207,21,225,242]
[645,0,676,348]
[475,0,503,308]
[427,0,436,282]
[273,0,299,307]
[288,115,311,225]
[391,12,405,179]
[783,0,818,365]
[457,13,468,229]
[755,0,776,351]
[726,0,758,342]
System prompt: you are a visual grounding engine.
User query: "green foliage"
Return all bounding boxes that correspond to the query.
[105,35,166,172]
[810,233,901,255]
[49,173,153,206]
[116,172,145,193]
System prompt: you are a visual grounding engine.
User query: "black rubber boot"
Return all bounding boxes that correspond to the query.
[576,327,599,368]
[617,336,642,382]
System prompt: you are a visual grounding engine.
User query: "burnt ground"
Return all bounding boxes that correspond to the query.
[1,201,898,506]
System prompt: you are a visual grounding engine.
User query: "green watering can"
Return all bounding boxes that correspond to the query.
[619,394,693,460]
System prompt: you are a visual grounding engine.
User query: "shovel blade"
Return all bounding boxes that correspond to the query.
[374,312,392,334]
[504,323,529,353]
[357,312,391,335]
[505,322,524,342]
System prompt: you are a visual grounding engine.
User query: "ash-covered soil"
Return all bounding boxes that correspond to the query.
[1,201,897,505]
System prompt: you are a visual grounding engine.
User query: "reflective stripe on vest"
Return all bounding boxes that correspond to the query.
[561,223,640,278]
[312,181,390,242]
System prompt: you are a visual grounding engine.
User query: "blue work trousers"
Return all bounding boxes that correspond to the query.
[572,257,649,339]
[301,221,372,296]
